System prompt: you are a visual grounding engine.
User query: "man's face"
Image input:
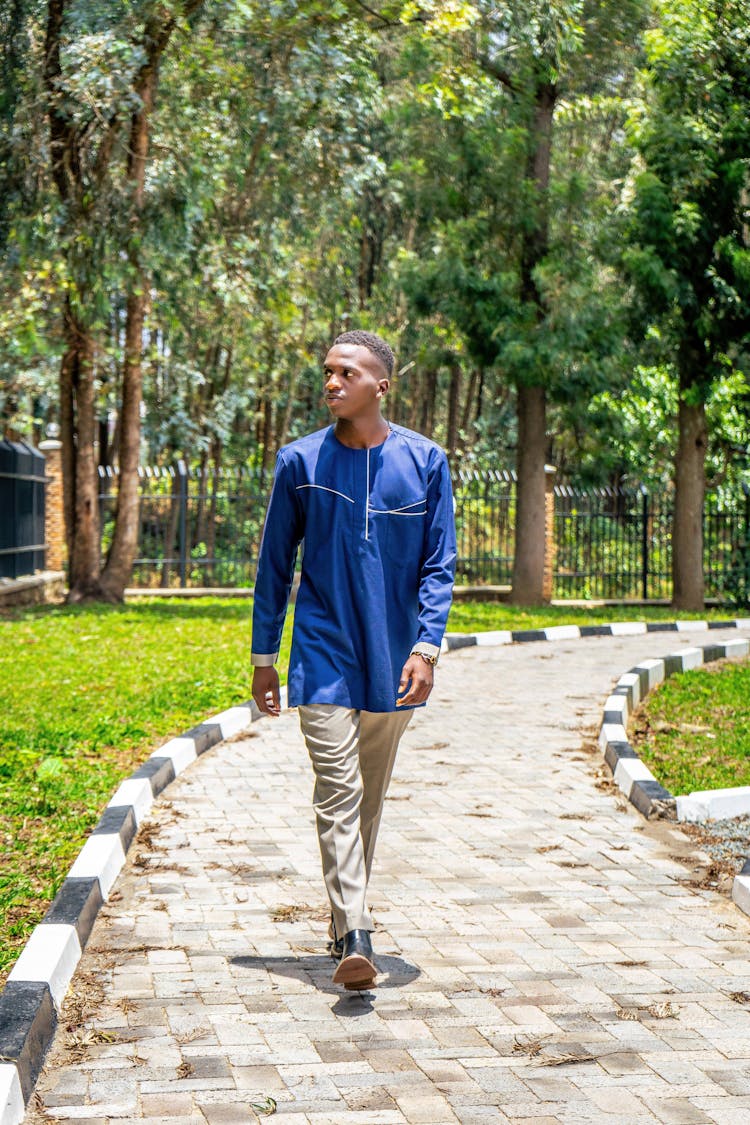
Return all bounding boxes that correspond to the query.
[322,344,389,421]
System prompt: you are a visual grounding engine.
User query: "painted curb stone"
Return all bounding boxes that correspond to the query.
[595,637,750,919]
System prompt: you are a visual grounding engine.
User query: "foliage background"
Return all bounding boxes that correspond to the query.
[1,0,747,492]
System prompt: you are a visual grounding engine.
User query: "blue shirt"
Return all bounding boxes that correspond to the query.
[251,423,456,712]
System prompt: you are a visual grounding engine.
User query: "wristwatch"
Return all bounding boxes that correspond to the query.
[413,650,438,666]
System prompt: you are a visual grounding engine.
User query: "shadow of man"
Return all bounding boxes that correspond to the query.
[230,952,421,1014]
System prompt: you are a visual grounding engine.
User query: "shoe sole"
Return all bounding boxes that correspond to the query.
[343,978,375,991]
[332,952,376,989]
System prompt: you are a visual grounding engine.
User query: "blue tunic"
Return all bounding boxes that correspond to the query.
[251,423,456,712]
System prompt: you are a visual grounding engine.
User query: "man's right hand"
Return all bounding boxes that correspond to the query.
[252,665,281,717]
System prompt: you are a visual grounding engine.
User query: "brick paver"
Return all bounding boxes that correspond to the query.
[28,629,750,1124]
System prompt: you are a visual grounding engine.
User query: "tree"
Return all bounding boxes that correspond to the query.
[621,0,750,609]
[348,1,646,599]
[136,0,383,476]
[36,0,377,598]
[42,0,205,601]
[11,0,749,607]
[467,0,649,602]
[352,0,646,600]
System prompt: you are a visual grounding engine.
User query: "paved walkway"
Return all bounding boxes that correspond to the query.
[29,629,750,1125]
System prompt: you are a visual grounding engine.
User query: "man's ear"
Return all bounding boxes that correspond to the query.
[377,379,389,398]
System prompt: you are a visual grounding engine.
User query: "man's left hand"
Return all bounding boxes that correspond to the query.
[396,654,434,707]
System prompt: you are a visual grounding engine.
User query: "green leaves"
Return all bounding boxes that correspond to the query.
[621,0,750,388]
[1,0,746,494]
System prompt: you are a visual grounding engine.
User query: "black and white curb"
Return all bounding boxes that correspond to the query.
[441,616,750,653]
[0,693,286,1125]
[596,639,750,917]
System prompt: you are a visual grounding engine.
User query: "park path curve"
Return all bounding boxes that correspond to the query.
[28,627,750,1125]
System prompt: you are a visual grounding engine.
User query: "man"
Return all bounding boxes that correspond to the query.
[251,329,456,991]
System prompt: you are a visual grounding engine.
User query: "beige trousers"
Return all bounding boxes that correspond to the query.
[298,704,413,938]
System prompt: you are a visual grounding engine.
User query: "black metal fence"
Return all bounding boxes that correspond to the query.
[554,483,750,601]
[554,484,669,600]
[453,468,515,586]
[98,463,750,603]
[98,462,268,589]
[0,440,46,579]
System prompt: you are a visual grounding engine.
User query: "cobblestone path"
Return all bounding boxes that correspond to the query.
[29,628,750,1125]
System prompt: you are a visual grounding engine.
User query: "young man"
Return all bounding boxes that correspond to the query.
[251,330,456,990]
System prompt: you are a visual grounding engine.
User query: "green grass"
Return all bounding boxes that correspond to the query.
[0,595,743,980]
[632,659,750,795]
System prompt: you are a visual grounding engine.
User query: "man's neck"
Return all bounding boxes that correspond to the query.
[334,416,391,449]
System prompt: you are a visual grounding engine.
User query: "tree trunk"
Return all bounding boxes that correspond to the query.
[276,312,306,450]
[261,393,275,479]
[97,413,109,469]
[205,440,221,583]
[511,382,547,604]
[422,369,437,437]
[672,393,707,610]
[461,366,481,435]
[407,375,420,430]
[510,81,555,605]
[99,44,160,601]
[59,323,76,563]
[161,468,181,588]
[446,363,462,463]
[64,317,102,601]
[195,446,209,547]
[47,1,202,602]
[387,219,416,427]
[99,281,147,599]
[46,0,100,600]
[276,367,300,451]
[475,366,485,424]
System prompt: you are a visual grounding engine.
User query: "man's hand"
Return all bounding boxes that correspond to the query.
[396,654,434,707]
[252,665,281,717]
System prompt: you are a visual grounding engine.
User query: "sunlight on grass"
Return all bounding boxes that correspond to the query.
[632,659,750,795]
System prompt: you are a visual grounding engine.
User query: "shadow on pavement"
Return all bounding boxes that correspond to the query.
[230,951,421,1009]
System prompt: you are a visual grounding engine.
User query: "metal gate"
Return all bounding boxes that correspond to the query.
[0,440,46,578]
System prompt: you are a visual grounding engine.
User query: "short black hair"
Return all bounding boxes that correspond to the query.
[333,330,394,378]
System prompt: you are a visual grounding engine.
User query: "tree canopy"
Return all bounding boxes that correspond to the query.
[1,0,749,604]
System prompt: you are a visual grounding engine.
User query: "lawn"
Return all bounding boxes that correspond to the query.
[0,595,745,980]
[631,659,750,795]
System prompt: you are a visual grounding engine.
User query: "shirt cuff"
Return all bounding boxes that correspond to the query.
[410,642,440,663]
[251,652,279,666]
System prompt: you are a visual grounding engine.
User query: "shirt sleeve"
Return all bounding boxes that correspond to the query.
[413,449,456,654]
[251,452,303,665]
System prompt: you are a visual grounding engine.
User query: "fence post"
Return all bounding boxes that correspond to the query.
[177,459,188,588]
[743,481,750,607]
[640,485,649,601]
[38,438,65,574]
[543,464,557,602]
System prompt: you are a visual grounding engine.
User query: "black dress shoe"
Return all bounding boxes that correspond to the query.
[332,929,376,990]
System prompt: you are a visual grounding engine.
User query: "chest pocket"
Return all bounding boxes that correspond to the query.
[369,496,427,567]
